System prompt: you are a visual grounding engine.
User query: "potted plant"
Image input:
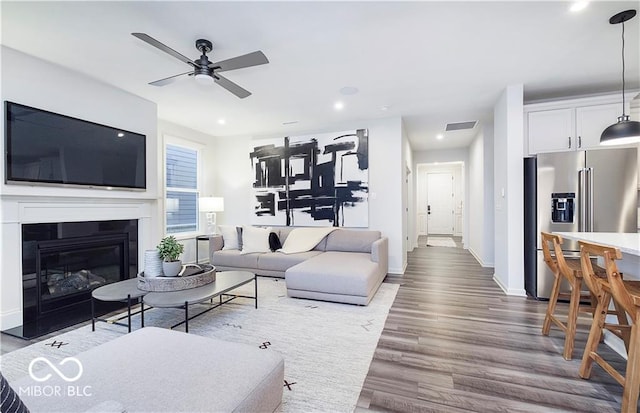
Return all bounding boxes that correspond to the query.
[157,236,185,277]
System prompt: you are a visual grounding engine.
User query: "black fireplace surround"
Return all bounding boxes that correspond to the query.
[7,220,138,339]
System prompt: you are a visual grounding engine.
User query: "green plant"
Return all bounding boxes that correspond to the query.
[157,236,184,262]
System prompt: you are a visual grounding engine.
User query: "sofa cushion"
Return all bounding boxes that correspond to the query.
[258,251,323,272]
[325,230,381,253]
[241,226,271,254]
[219,225,240,250]
[285,251,379,297]
[213,249,260,268]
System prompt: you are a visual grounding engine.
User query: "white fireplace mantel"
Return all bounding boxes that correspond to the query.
[0,196,159,330]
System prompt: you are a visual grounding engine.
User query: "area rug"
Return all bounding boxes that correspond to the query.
[1,278,398,413]
[426,237,457,248]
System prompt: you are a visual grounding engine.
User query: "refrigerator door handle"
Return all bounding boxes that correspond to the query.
[578,168,587,232]
[587,167,594,232]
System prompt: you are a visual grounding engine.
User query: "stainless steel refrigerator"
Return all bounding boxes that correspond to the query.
[524,147,638,299]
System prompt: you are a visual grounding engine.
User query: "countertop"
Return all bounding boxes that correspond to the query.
[555,232,640,256]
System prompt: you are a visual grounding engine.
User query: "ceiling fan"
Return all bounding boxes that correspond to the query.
[132,33,269,98]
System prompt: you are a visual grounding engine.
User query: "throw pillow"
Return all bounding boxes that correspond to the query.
[236,226,243,250]
[268,232,282,252]
[218,225,240,250]
[0,372,30,413]
[241,226,271,254]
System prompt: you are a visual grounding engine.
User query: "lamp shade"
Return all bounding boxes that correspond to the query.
[600,117,640,146]
[199,197,224,212]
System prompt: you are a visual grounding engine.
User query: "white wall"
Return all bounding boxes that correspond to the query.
[0,46,159,329]
[413,148,469,247]
[493,85,525,296]
[403,123,416,252]
[467,123,495,267]
[212,117,407,274]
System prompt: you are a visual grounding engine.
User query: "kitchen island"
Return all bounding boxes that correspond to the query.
[555,232,640,357]
[555,232,640,278]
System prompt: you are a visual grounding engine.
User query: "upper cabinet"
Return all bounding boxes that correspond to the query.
[527,108,575,153]
[524,93,635,156]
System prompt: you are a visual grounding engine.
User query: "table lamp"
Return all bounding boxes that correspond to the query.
[199,197,224,234]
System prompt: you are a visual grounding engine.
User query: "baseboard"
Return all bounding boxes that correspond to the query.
[388,263,406,275]
[468,247,495,268]
[0,309,23,331]
[492,274,527,297]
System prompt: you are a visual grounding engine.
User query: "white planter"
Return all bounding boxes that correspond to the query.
[162,260,182,277]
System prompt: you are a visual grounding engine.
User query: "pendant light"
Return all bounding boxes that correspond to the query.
[600,9,640,146]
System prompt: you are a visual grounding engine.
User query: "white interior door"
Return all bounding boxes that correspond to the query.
[427,172,454,235]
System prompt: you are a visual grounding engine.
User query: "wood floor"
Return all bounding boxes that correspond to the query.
[356,242,635,413]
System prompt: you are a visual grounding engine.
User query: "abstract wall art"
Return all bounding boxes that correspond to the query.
[250,128,368,227]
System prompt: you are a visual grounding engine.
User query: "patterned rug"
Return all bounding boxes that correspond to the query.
[1,278,398,413]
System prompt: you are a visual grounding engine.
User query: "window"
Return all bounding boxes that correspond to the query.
[165,143,199,234]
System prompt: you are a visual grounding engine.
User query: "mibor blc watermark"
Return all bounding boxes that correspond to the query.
[18,357,92,397]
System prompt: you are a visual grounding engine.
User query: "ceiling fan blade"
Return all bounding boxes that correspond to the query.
[132,33,200,68]
[149,71,192,86]
[212,51,269,72]
[214,74,251,98]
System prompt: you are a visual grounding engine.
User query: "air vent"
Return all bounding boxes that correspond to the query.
[445,121,477,131]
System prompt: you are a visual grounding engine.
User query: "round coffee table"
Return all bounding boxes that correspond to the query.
[91,278,148,332]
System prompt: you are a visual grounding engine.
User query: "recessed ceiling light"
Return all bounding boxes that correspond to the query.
[380,105,391,111]
[570,1,589,12]
[117,132,125,138]
[436,134,444,140]
[334,101,344,110]
[339,86,359,95]
[218,119,226,125]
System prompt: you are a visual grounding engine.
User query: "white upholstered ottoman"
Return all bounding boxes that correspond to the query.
[13,327,284,412]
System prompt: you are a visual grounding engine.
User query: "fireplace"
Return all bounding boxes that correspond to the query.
[10,220,138,339]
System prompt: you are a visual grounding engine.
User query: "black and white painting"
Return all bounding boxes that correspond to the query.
[250,129,368,227]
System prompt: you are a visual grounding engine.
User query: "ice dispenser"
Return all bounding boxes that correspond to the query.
[551,192,575,223]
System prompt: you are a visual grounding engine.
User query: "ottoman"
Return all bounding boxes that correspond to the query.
[12,327,284,412]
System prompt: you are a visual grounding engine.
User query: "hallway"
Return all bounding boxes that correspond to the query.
[357,244,631,412]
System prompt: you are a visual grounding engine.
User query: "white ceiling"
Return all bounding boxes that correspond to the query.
[2,1,639,151]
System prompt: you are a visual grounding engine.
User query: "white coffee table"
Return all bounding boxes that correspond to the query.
[143,271,257,333]
[91,278,148,332]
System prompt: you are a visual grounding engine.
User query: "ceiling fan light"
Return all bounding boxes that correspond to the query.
[194,73,214,85]
[600,117,640,146]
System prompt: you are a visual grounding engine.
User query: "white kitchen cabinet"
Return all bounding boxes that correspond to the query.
[524,93,631,155]
[575,103,623,149]
[527,108,574,153]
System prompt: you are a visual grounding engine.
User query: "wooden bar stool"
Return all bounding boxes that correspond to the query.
[541,232,596,360]
[578,241,639,413]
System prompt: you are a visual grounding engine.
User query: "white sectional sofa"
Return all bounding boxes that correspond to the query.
[209,227,388,305]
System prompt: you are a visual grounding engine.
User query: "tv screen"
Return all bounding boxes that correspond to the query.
[5,101,146,190]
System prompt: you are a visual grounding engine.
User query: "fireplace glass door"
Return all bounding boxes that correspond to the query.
[37,235,128,315]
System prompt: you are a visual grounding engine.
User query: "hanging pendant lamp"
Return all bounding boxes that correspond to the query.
[600,9,640,146]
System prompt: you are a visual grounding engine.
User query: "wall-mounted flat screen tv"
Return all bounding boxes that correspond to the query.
[5,101,146,190]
